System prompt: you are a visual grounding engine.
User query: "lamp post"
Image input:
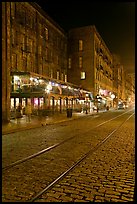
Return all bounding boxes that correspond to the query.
[45,82,52,109]
[111,93,115,108]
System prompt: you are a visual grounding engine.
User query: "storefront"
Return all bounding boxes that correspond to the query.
[10,71,88,118]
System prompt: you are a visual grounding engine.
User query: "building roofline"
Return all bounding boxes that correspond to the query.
[69,25,112,57]
[29,2,67,36]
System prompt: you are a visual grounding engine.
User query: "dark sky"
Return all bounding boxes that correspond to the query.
[35,1,135,74]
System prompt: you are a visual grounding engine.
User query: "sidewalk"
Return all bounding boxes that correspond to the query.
[2,111,100,135]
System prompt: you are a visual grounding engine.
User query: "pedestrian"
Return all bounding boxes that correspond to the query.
[106,106,109,111]
[16,104,22,123]
[25,103,32,122]
[85,106,88,114]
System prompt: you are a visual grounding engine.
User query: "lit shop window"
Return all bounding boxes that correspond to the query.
[79,57,83,68]
[81,72,86,79]
[68,58,71,69]
[79,40,83,51]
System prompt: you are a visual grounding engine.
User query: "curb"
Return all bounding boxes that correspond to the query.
[2,112,101,135]
[2,116,77,135]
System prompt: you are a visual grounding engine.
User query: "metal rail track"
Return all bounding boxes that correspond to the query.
[29,112,134,202]
[2,109,133,171]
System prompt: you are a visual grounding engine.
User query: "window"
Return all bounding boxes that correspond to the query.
[11,28,15,46]
[57,71,59,80]
[68,58,71,69]
[23,57,27,71]
[49,50,53,62]
[11,54,17,70]
[79,40,83,51]
[39,23,42,36]
[79,57,83,68]
[81,72,86,79]
[45,47,48,61]
[11,2,15,19]
[50,69,53,78]
[39,45,42,55]
[29,39,33,53]
[26,37,32,53]
[61,73,64,81]
[22,34,25,50]
[45,27,49,40]
[56,56,59,65]
[65,75,67,82]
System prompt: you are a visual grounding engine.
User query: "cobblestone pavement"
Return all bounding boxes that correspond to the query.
[35,114,135,202]
[2,110,135,202]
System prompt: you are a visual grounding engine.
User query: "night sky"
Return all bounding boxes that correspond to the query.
[35,0,135,74]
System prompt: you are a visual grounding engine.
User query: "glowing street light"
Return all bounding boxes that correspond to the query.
[47,83,52,91]
[111,93,115,99]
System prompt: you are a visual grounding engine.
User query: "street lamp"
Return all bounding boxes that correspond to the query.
[111,93,115,107]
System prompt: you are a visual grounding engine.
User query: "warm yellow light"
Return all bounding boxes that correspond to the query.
[47,84,52,91]
[14,76,19,80]
[111,94,115,99]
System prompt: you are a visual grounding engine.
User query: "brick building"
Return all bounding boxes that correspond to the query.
[68,26,115,109]
[2,2,135,122]
[112,54,135,107]
[2,2,84,122]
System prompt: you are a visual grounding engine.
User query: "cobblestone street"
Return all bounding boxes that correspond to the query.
[35,115,135,202]
[2,110,135,202]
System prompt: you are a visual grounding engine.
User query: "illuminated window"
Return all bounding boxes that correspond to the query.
[79,40,83,51]
[79,57,83,68]
[81,72,86,79]
[50,69,53,78]
[65,75,67,82]
[68,58,71,69]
